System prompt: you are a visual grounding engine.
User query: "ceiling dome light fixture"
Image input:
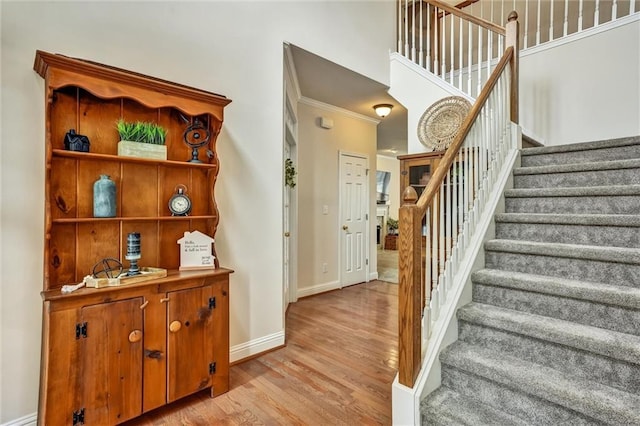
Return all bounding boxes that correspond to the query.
[373,103,393,118]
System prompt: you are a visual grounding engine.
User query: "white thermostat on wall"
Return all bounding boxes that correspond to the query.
[177,230,216,270]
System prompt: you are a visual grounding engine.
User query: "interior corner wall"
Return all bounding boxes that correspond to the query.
[519,17,640,145]
[376,155,401,221]
[0,1,395,422]
[297,102,378,297]
[389,58,453,155]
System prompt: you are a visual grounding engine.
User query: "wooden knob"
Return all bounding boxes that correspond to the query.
[169,320,182,333]
[128,329,142,343]
[139,300,149,310]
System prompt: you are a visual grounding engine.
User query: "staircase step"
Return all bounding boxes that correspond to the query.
[513,158,640,188]
[471,269,640,335]
[457,303,640,391]
[495,213,640,247]
[421,387,529,426]
[440,342,640,425]
[521,136,640,167]
[484,239,640,286]
[504,185,640,214]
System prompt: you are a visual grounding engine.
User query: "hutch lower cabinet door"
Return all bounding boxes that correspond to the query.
[167,280,229,402]
[80,298,144,424]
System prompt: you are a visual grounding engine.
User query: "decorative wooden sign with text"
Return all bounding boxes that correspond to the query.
[177,230,216,271]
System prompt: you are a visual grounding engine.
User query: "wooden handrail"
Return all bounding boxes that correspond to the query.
[424,0,506,35]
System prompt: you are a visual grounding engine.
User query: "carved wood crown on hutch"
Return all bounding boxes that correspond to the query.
[34,50,231,120]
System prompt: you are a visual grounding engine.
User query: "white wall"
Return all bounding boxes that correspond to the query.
[519,16,640,145]
[297,100,379,297]
[0,1,395,422]
[389,57,464,155]
[376,154,401,221]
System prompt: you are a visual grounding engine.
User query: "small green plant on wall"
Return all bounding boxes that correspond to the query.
[285,158,297,188]
[116,119,167,145]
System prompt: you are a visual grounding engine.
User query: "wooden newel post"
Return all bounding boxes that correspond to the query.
[398,186,422,387]
[506,11,519,124]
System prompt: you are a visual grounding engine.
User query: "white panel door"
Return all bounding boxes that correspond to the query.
[340,153,368,287]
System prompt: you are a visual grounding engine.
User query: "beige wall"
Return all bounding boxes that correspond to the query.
[296,100,379,296]
[0,1,395,421]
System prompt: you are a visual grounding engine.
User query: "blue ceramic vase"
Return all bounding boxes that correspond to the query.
[93,174,116,217]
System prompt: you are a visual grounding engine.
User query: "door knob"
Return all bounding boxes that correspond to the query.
[342,225,349,231]
[284,232,290,237]
[128,329,142,343]
[169,320,182,333]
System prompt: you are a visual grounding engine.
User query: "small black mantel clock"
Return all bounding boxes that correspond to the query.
[168,184,192,216]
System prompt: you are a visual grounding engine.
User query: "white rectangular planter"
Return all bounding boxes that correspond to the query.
[118,140,167,160]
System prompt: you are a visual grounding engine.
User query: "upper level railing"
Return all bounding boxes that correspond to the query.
[397,6,520,388]
[397,0,638,98]
[460,0,637,50]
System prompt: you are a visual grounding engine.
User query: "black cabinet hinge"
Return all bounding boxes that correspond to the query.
[209,297,216,309]
[75,322,87,339]
[73,408,85,425]
[209,361,217,375]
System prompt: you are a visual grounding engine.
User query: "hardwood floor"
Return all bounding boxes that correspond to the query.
[126,281,398,425]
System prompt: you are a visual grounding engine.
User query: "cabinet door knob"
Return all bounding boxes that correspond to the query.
[128,329,142,343]
[169,320,182,333]
[160,297,170,303]
[139,300,149,310]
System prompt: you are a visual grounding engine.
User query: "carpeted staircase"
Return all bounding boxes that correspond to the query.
[421,136,640,425]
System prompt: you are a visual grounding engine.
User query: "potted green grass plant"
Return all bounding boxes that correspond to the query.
[116,119,168,160]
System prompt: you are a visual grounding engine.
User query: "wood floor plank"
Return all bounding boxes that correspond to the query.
[124,281,398,425]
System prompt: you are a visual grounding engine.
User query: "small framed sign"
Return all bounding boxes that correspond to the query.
[177,230,216,271]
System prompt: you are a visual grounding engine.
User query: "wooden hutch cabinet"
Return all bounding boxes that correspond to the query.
[398,151,447,198]
[34,50,232,425]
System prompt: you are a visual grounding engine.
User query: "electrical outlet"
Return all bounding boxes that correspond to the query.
[322,263,328,273]
[322,205,329,215]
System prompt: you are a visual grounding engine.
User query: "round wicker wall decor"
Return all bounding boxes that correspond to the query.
[417,96,472,151]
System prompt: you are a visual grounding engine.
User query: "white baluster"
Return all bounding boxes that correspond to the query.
[458,15,463,89]
[467,20,472,96]
[563,0,569,36]
[536,0,541,45]
[487,20,493,77]
[579,0,584,32]
[549,0,555,41]
[426,3,432,72]
[439,183,445,290]
[450,14,454,85]
[477,25,483,97]
[524,0,529,48]
[631,0,635,14]
[398,0,402,53]
[612,0,618,21]
[425,207,431,319]
[595,0,600,26]
[441,11,447,78]
[412,0,416,62]
[432,193,438,292]
[405,0,410,57]
[419,0,424,67]
[434,7,439,76]
[446,168,452,267]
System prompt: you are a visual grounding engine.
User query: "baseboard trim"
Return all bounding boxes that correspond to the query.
[229,330,285,364]
[296,280,340,298]
[369,271,379,281]
[0,413,37,426]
